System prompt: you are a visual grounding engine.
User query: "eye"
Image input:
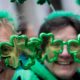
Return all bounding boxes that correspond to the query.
[53,42,61,47]
[51,41,62,52]
[70,42,79,51]
[1,45,12,55]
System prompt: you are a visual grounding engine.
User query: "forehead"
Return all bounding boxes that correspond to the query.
[51,26,77,41]
[0,27,13,42]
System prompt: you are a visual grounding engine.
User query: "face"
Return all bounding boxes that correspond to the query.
[44,26,79,79]
[0,20,14,80]
[25,24,36,38]
[0,20,13,42]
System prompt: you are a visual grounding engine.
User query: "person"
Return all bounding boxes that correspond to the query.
[0,10,16,80]
[17,21,36,38]
[0,10,39,80]
[16,18,57,80]
[37,11,80,80]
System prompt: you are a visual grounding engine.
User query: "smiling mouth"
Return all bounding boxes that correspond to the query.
[54,61,74,65]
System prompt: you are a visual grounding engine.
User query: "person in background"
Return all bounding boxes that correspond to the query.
[0,11,38,80]
[17,21,36,38]
[0,10,16,80]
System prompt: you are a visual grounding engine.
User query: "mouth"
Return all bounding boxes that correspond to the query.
[54,61,74,65]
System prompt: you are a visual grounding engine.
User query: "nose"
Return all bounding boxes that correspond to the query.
[59,45,71,59]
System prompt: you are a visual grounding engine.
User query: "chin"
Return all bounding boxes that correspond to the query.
[54,70,75,79]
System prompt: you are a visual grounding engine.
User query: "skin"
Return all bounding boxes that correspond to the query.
[44,26,79,79]
[0,19,15,80]
[24,24,36,38]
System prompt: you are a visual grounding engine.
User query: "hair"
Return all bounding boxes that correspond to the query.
[38,16,80,52]
[39,16,80,34]
[17,21,28,35]
[0,10,17,34]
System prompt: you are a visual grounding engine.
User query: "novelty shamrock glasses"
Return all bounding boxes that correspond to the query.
[40,33,80,63]
[0,35,41,69]
[0,33,80,69]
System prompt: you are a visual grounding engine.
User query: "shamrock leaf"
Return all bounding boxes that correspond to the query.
[10,0,27,4]
[10,0,16,2]
[0,35,29,69]
[37,0,50,5]
[68,34,80,63]
[0,42,20,69]
[37,0,46,4]
[76,0,80,5]
[27,37,42,59]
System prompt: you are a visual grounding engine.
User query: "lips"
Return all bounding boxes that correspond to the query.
[54,61,74,65]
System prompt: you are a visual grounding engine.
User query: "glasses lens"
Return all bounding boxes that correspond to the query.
[51,41,62,53]
[69,41,80,59]
[46,41,62,61]
[76,51,80,59]
[70,42,79,52]
[1,44,13,56]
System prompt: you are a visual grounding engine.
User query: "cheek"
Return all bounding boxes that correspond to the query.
[44,61,78,77]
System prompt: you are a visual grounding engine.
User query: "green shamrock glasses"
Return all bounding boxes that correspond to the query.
[0,33,80,69]
[40,33,80,63]
[0,35,41,69]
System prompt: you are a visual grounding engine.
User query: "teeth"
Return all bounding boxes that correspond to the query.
[58,62,70,65]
